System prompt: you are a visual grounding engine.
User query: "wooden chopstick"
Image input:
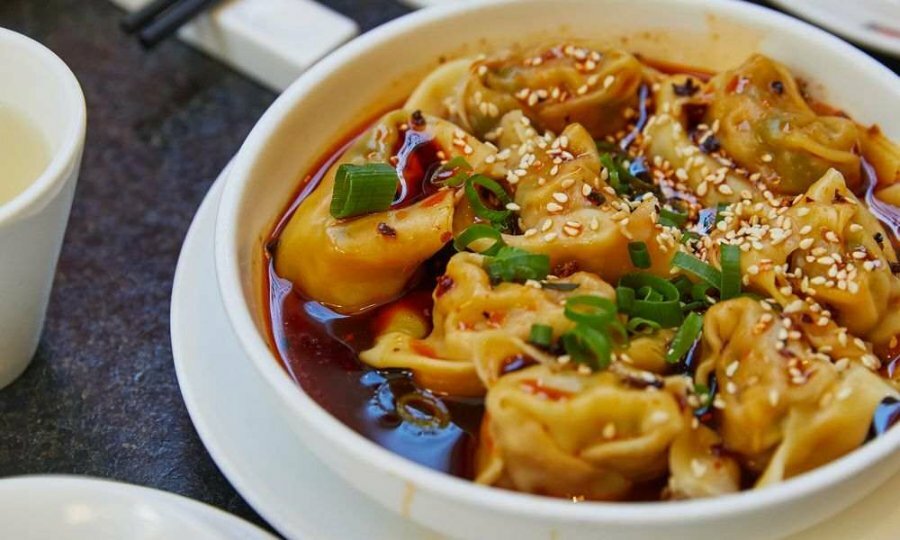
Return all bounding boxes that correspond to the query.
[120,0,224,49]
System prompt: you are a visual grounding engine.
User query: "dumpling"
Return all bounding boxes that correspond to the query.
[406,44,643,140]
[663,375,741,500]
[495,111,677,282]
[275,109,501,313]
[360,252,616,396]
[476,364,684,500]
[708,168,899,341]
[696,298,897,483]
[643,73,758,206]
[706,54,861,195]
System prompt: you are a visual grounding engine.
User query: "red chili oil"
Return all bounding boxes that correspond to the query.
[262,63,900,500]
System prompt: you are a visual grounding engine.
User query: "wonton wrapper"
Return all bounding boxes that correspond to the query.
[709,168,899,341]
[697,298,897,484]
[406,44,642,139]
[644,73,757,206]
[493,111,676,283]
[275,110,500,313]
[360,252,616,396]
[477,364,684,500]
[706,55,861,195]
[661,376,741,500]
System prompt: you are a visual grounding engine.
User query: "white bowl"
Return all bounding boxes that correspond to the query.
[215,1,900,538]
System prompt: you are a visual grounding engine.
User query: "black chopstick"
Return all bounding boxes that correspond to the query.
[120,0,223,49]
[120,0,181,34]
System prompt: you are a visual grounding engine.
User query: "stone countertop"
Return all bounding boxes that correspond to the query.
[0,0,896,536]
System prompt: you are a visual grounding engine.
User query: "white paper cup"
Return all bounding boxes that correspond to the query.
[0,28,86,389]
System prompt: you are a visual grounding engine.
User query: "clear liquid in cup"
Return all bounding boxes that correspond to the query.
[0,104,51,206]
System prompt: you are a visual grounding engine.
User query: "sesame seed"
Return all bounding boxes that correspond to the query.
[717,184,734,195]
[761,153,773,163]
[602,423,617,439]
[543,232,558,242]
[603,75,615,89]
[552,192,569,203]
[691,459,708,477]
[726,361,740,377]
[799,238,814,250]
[523,228,538,238]
[546,202,563,213]
[768,389,780,406]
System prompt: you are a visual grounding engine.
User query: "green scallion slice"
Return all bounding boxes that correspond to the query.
[618,273,684,327]
[719,243,742,300]
[626,317,662,335]
[628,241,652,269]
[330,163,399,219]
[564,295,619,327]
[616,286,635,312]
[599,154,626,195]
[529,324,553,347]
[680,230,701,245]
[453,224,505,256]
[666,311,704,364]
[435,156,472,187]
[672,251,722,290]
[659,208,688,228]
[465,175,512,224]
[540,281,580,292]
[562,325,612,371]
[485,246,550,283]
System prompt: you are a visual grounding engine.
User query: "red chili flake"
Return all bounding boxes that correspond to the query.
[410,340,437,358]
[586,190,606,206]
[440,231,452,244]
[553,260,579,278]
[520,379,572,401]
[435,274,454,297]
[377,222,397,237]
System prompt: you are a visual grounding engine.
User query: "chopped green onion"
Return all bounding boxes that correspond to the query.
[626,317,661,335]
[691,283,714,302]
[716,203,729,223]
[465,175,512,225]
[564,296,619,327]
[719,243,741,300]
[485,246,550,283]
[618,273,684,327]
[529,324,553,347]
[672,251,722,290]
[681,230,701,244]
[454,224,505,256]
[562,325,612,371]
[666,312,704,364]
[670,275,693,297]
[628,241,652,269]
[435,157,472,187]
[600,154,626,195]
[616,286,635,312]
[540,281,580,292]
[659,208,688,228]
[330,163,399,219]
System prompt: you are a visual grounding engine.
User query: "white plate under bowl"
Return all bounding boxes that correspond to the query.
[769,0,900,58]
[0,475,275,540]
[213,0,900,539]
[173,170,900,540]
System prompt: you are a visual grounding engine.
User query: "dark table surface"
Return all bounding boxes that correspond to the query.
[0,0,897,537]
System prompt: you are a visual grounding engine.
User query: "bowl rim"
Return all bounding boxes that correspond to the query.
[215,0,900,523]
